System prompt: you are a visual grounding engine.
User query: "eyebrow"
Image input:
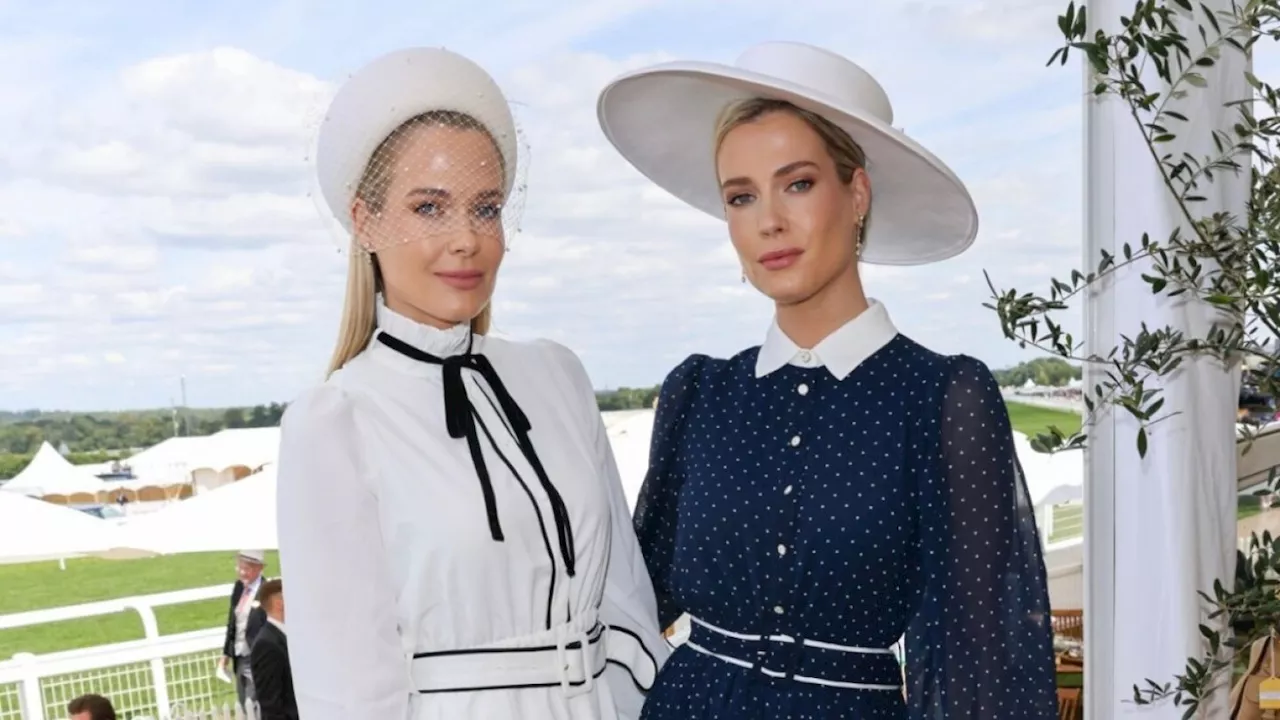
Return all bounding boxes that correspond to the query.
[720,160,820,191]
[405,187,504,202]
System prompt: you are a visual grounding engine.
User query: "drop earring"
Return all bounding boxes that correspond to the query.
[855,214,866,258]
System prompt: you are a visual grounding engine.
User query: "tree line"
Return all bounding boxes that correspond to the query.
[989,357,1082,388]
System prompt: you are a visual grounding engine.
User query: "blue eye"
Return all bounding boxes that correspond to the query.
[415,202,440,216]
[726,193,754,207]
[789,179,814,192]
[475,204,502,220]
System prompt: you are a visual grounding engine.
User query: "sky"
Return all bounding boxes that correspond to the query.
[0,0,1090,411]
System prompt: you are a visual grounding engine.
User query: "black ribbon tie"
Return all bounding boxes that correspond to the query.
[376,331,577,578]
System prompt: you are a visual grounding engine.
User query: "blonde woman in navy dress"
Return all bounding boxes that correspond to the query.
[596,42,1057,719]
[276,48,666,720]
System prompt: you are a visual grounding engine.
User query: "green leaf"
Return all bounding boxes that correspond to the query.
[1185,73,1208,88]
[1138,428,1148,458]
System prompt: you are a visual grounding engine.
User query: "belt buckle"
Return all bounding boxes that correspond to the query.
[557,629,595,699]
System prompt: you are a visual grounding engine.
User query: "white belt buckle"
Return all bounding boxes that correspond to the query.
[558,629,595,699]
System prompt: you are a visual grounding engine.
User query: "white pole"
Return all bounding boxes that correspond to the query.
[1082,3,1246,718]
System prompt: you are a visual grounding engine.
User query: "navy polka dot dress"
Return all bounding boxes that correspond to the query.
[633,308,1057,719]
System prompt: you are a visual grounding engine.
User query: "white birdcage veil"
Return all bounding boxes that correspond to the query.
[305,47,530,258]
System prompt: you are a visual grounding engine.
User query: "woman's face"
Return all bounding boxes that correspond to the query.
[716,110,869,307]
[353,124,506,328]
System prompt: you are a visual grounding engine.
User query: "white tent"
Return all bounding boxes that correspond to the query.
[1012,433,1084,507]
[188,427,280,472]
[0,442,106,497]
[604,410,655,510]
[116,428,280,489]
[109,465,278,557]
[0,492,117,564]
[118,436,209,486]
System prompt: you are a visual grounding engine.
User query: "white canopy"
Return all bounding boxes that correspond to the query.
[118,428,280,487]
[120,436,211,486]
[0,492,117,564]
[0,442,106,497]
[1012,433,1084,507]
[604,410,655,510]
[187,427,280,472]
[109,465,278,557]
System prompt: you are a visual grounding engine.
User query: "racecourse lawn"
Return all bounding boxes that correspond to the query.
[0,551,279,658]
[1,402,1082,658]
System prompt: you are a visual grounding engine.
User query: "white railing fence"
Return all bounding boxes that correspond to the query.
[0,584,236,720]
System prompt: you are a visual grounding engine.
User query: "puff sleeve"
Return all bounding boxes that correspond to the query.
[631,354,708,632]
[276,383,411,720]
[905,355,1057,719]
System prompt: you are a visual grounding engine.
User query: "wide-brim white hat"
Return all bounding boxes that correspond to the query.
[314,47,518,234]
[596,41,978,266]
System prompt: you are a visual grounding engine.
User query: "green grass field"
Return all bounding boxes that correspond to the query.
[1,402,1081,659]
[1005,401,1084,439]
[0,552,278,659]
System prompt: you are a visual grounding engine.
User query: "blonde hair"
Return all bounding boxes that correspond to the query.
[714,98,868,186]
[326,110,503,376]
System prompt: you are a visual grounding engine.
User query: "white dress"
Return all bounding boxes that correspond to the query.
[276,299,669,720]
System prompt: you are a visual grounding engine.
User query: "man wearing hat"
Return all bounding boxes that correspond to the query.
[220,550,268,712]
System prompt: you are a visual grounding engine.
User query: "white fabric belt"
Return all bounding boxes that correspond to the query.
[410,623,656,698]
[686,615,901,691]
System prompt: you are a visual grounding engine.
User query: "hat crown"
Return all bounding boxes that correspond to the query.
[734,42,893,125]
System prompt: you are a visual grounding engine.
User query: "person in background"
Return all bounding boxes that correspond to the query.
[250,578,297,720]
[219,550,267,712]
[67,694,115,720]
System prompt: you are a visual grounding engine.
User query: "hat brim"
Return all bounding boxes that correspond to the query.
[597,61,979,266]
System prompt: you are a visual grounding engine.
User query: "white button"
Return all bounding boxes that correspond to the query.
[783,485,793,495]
[773,605,785,615]
[798,350,812,363]
[789,435,801,447]
[797,383,809,396]
[777,544,788,556]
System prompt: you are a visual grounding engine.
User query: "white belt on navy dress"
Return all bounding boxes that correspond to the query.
[685,615,902,691]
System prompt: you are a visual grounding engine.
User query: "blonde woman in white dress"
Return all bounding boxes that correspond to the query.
[276,47,667,720]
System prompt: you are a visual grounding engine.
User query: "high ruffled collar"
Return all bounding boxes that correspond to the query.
[374,294,475,359]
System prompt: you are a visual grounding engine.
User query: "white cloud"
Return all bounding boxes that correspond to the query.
[0,0,1099,409]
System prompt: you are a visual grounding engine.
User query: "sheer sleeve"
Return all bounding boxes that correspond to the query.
[540,340,670,720]
[276,383,410,720]
[905,355,1057,719]
[632,354,708,632]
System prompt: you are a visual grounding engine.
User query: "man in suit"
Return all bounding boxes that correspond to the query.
[250,578,297,720]
[220,549,268,712]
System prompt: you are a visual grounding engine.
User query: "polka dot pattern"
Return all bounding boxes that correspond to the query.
[632,337,1058,719]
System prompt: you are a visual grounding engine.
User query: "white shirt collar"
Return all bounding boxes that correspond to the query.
[374,293,475,359]
[267,617,286,634]
[755,300,898,380]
